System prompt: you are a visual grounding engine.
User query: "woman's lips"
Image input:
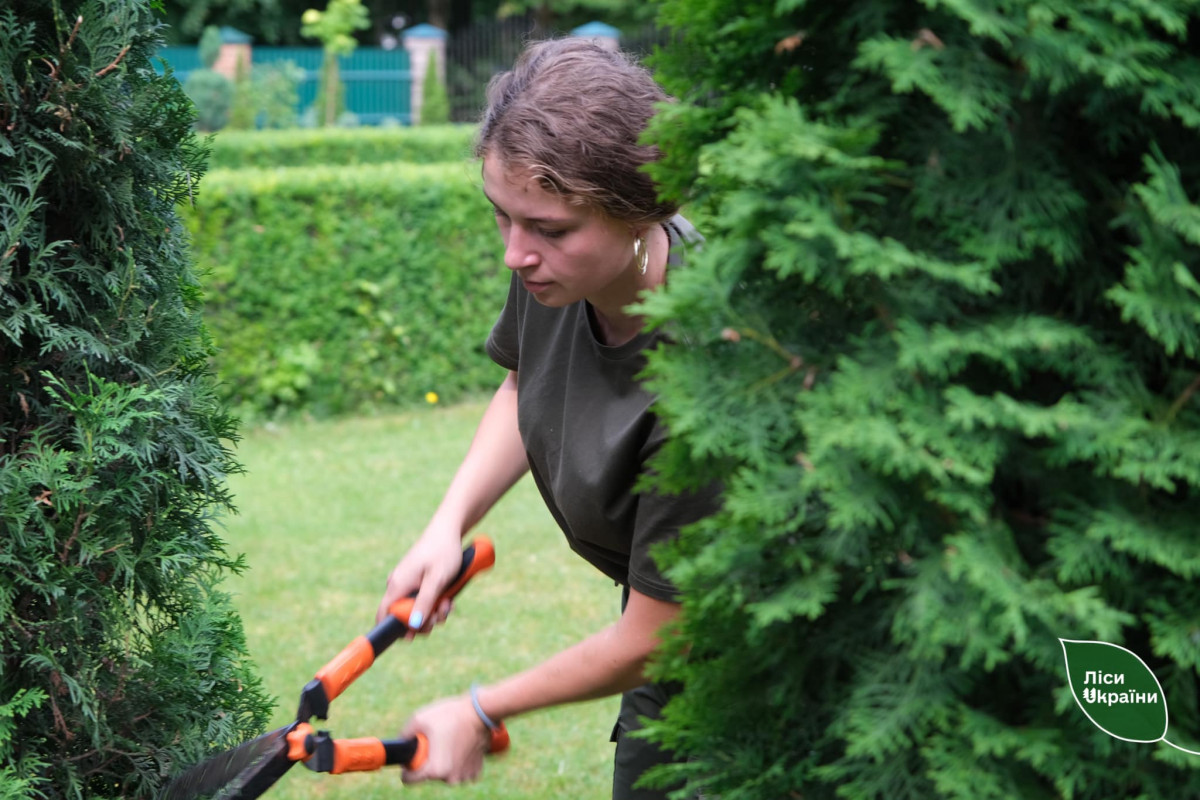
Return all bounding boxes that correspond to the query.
[522,279,552,294]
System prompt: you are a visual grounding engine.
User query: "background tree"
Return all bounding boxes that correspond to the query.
[301,0,371,126]
[161,0,288,42]
[158,0,427,44]
[639,1,1200,798]
[157,0,652,44]
[0,1,272,797]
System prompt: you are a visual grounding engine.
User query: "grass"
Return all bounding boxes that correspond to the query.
[218,401,621,799]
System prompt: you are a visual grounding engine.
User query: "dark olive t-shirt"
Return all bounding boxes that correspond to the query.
[484,216,717,602]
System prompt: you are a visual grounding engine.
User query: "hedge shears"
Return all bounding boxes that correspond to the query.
[160,537,509,800]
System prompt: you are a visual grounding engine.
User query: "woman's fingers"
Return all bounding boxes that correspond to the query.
[375,528,464,625]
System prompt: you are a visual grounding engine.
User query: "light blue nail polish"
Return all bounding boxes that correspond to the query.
[408,610,424,630]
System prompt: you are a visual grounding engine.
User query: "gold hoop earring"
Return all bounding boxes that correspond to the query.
[634,235,648,276]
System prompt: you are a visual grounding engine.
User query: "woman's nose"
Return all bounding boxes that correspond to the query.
[503,225,538,270]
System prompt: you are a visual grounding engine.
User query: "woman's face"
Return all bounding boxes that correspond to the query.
[482,155,637,309]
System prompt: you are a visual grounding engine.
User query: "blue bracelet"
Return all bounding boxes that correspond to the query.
[470,682,500,732]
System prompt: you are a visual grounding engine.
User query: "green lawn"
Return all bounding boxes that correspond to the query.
[219,402,621,799]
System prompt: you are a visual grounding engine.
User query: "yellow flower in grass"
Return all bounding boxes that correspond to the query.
[425,391,439,405]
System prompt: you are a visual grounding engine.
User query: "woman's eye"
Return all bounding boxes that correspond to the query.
[538,228,566,240]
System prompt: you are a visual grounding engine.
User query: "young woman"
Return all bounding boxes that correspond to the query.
[375,38,718,799]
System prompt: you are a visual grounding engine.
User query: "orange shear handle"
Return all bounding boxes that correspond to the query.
[300,537,496,720]
[291,723,510,774]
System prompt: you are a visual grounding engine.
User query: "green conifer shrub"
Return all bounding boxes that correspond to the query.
[639,2,1200,798]
[419,51,450,126]
[0,2,271,797]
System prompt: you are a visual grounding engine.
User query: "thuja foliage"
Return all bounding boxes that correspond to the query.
[639,1,1200,798]
[0,2,272,798]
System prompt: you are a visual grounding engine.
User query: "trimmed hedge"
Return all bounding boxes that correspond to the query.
[184,160,509,418]
[206,125,478,170]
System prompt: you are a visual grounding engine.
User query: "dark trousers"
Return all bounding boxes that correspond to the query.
[611,585,685,800]
[611,680,680,799]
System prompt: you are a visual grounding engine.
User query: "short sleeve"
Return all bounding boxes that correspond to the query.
[485,273,522,371]
[628,431,723,602]
[629,483,722,602]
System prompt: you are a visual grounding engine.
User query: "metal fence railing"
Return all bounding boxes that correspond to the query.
[444,16,672,124]
[444,13,535,123]
[157,21,668,128]
[158,46,412,125]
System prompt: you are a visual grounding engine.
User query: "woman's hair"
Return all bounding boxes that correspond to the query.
[475,38,678,225]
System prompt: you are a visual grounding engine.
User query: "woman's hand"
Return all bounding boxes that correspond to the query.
[376,523,465,629]
[400,694,493,785]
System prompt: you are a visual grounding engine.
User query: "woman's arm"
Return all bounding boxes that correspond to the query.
[399,587,679,785]
[376,371,528,626]
[479,588,678,712]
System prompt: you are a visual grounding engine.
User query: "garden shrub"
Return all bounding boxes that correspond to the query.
[182,24,232,132]
[184,160,508,417]
[184,67,234,131]
[0,1,272,797]
[638,1,1200,798]
[205,124,477,169]
[231,60,303,131]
